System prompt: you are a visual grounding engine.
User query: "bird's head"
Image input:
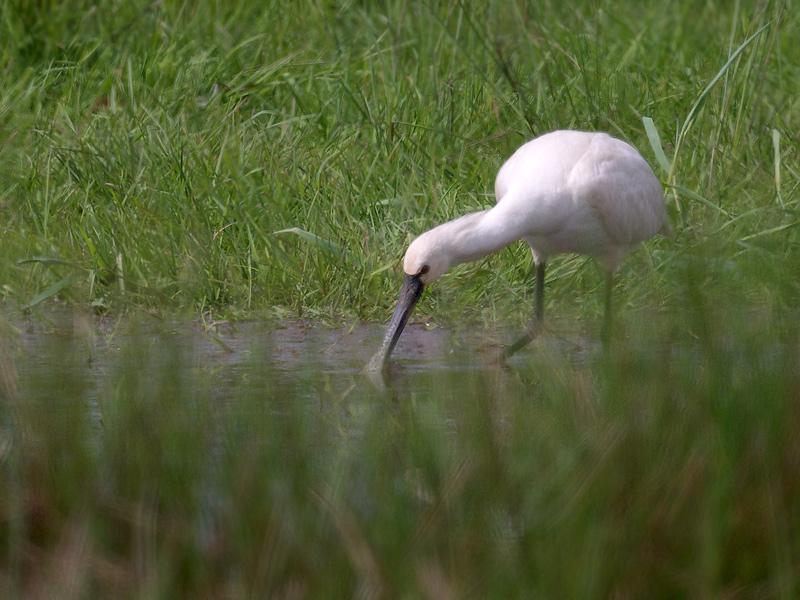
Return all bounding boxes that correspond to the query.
[402,229,453,283]
[365,229,456,372]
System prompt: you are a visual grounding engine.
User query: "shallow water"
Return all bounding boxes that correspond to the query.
[8,310,597,405]
[6,311,588,532]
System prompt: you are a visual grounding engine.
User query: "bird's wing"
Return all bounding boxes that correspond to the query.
[571,139,667,246]
[494,151,517,202]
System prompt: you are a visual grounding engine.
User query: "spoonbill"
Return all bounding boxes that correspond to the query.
[368,130,668,370]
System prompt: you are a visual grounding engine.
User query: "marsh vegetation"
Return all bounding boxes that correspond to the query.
[1,0,799,596]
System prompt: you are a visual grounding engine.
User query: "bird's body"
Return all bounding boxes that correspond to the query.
[369,130,668,370]
[404,130,667,280]
[493,130,667,270]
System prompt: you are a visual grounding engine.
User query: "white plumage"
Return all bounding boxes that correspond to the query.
[370,130,668,369]
[405,130,667,279]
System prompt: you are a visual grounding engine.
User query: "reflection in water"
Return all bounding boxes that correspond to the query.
[4,311,608,436]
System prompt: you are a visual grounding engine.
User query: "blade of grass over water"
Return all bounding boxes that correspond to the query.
[21,275,77,310]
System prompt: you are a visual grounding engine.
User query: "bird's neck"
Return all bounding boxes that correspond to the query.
[439,208,522,267]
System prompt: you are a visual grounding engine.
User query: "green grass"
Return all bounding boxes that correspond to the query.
[2,0,800,596]
[0,0,797,322]
[1,309,799,597]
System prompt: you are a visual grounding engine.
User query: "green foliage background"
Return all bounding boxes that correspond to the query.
[0,0,796,321]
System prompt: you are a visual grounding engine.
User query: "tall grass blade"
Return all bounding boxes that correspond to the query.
[642,117,671,174]
[772,128,783,207]
[669,22,770,213]
[22,275,76,310]
[738,221,798,242]
[677,23,769,144]
[16,256,83,269]
[273,227,343,257]
[667,184,732,218]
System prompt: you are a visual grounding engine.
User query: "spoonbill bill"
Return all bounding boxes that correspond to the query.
[368,130,668,370]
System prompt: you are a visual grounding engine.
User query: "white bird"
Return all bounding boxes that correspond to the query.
[368,130,669,369]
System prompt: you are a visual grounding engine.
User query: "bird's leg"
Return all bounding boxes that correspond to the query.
[601,270,614,345]
[535,258,545,323]
[500,260,545,360]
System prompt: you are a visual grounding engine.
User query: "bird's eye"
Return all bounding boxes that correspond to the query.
[419,265,430,275]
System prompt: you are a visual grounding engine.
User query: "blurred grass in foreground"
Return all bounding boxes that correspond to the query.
[0,303,798,597]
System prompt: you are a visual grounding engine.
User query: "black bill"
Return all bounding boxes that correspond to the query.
[366,273,425,370]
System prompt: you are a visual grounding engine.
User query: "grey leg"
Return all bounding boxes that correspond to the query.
[501,260,546,360]
[535,259,545,323]
[602,270,614,345]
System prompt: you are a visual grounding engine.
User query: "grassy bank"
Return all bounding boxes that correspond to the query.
[0,0,797,322]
